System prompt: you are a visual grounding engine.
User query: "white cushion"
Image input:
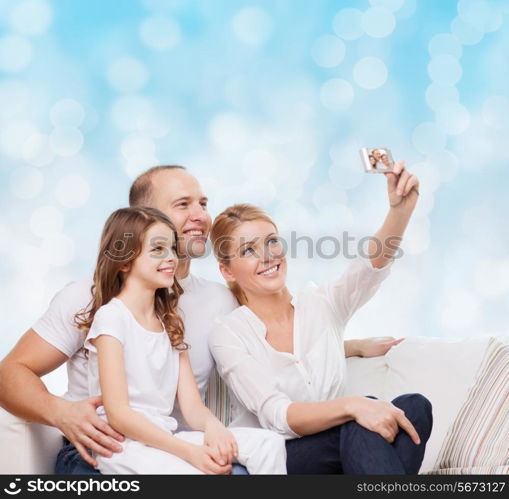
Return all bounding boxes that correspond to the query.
[383,336,493,474]
[345,356,387,399]
[0,407,63,474]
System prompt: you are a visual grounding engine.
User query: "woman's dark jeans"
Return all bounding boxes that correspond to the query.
[286,393,433,474]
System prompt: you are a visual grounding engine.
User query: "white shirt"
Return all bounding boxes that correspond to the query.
[84,298,180,432]
[209,256,393,439]
[32,273,238,427]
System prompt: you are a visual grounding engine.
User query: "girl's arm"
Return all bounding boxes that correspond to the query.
[93,335,230,474]
[177,351,238,465]
[175,351,217,430]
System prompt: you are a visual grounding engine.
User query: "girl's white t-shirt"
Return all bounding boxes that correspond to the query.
[84,298,180,431]
[31,273,238,420]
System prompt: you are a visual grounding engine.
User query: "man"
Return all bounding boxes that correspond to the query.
[0,165,240,474]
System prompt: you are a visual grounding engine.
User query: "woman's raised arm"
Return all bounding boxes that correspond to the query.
[368,159,420,269]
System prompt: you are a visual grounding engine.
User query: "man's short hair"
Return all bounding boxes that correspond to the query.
[129,165,186,207]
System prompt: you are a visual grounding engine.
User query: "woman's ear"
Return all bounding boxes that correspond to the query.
[219,262,235,283]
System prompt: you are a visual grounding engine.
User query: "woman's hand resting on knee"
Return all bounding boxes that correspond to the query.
[348,397,421,445]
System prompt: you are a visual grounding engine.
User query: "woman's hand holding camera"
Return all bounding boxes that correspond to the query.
[385,160,420,212]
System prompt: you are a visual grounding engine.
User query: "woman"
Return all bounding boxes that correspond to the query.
[76,206,286,474]
[208,160,432,474]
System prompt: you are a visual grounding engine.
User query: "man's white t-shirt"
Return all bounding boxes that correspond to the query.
[32,273,239,427]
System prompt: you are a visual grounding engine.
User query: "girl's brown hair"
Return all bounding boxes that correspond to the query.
[75,206,187,350]
[210,203,278,306]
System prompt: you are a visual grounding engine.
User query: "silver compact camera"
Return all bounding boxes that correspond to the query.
[360,147,395,173]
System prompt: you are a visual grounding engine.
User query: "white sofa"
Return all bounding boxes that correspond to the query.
[1,335,507,474]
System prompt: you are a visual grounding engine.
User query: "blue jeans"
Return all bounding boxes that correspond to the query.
[55,441,249,475]
[285,393,433,474]
[55,442,101,475]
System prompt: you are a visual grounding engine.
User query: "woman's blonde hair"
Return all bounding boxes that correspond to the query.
[210,203,278,306]
[75,206,187,350]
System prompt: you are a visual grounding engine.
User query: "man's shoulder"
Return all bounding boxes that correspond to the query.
[31,276,94,358]
[188,274,238,306]
[51,276,94,310]
[189,273,229,292]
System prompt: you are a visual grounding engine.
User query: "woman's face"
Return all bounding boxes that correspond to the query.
[219,219,287,299]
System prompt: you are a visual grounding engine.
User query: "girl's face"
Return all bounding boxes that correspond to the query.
[125,222,178,290]
[219,219,287,299]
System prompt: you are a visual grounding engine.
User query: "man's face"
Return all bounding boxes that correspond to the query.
[149,169,211,259]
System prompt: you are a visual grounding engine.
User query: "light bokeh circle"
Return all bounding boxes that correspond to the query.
[139,15,181,51]
[0,35,33,72]
[10,167,44,200]
[353,57,388,89]
[451,16,484,45]
[9,0,53,36]
[50,127,84,157]
[427,54,462,86]
[457,0,503,33]
[30,206,64,237]
[362,7,396,38]
[428,33,462,59]
[482,96,509,131]
[23,133,54,167]
[411,122,447,154]
[425,83,460,111]
[311,35,346,68]
[55,174,91,208]
[369,0,405,11]
[319,79,354,112]
[107,57,149,93]
[435,102,470,136]
[50,99,86,128]
[332,8,364,40]
[231,7,273,46]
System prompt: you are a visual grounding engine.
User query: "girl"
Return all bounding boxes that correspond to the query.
[208,160,433,474]
[76,206,286,474]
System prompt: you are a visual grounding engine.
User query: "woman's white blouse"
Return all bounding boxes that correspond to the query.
[208,256,393,439]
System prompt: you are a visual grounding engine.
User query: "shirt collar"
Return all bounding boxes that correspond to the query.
[240,293,297,338]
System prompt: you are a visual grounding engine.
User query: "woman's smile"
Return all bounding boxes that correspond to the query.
[257,263,281,277]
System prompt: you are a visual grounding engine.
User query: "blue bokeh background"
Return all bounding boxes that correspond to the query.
[1,0,508,392]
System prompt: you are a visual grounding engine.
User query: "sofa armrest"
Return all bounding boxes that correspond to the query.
[0,407,63,474]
